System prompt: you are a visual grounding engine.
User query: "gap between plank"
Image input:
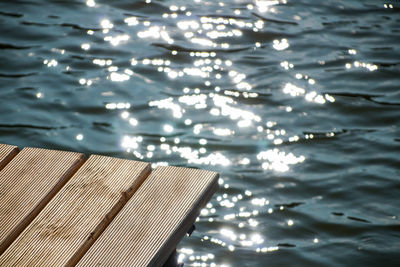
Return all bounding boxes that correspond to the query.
[0,148,86,255]
[0,144,19,171]
[65,163,152,266]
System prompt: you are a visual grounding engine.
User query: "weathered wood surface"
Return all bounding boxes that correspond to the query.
[0,155,151,266]
[0,147,85,255]
[0,144,19,171]
[0,143,219,267]
[77,166,219,267]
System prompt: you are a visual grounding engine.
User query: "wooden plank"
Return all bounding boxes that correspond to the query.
[0,144,19,171]
[0,155,151,266]
[77,166,219,267]
[0,147,85,255]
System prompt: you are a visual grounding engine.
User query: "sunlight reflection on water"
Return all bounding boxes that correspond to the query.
[0,0,398,264]
[50,0,396,265]
[82,1,313,264]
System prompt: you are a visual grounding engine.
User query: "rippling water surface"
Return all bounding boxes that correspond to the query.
[1,0,400,266]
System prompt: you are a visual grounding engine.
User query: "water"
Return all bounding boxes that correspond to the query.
[1,0,400,266]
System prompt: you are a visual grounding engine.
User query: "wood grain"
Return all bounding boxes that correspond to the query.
[0,144,19,171]
[0,147,85,255]
[77,166,219,267]
[0,155,151,266]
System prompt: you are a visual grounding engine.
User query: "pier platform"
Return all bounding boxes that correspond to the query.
[0,144,218,266]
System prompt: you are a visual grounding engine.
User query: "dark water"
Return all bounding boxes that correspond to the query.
[1,0,400,266]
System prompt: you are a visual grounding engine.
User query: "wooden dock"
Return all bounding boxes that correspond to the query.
[0,144,219,266]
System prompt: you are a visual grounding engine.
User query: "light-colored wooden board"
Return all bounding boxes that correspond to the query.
[77,166,219,267]
[0,147,85,255]
[0,144,19,171]
[0,155,151,266]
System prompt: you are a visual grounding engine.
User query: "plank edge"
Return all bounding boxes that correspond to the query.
[0,145,19,172]
[67,163,152,267]
[151,171,219,267]
[0,153,86,255]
